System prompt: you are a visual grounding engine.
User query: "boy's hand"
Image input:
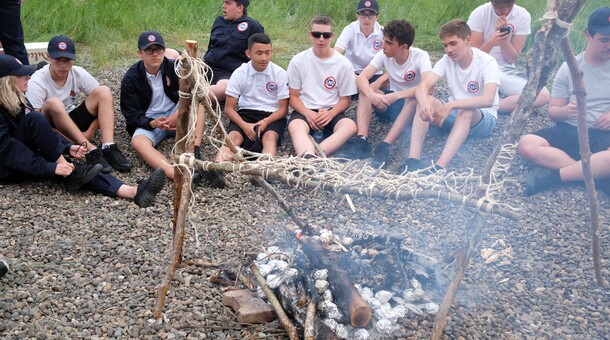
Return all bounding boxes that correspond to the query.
[595,111,610,131]
[256,119,269,136]
[419,104,434,122]
[241,122,258,141]
[370,92,390,110]
[55,162,75,177]
[305,110,322,131]
[314,109,334,127]
[433,105,452,127]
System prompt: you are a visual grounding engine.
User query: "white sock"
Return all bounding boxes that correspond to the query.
[101,143,115,149]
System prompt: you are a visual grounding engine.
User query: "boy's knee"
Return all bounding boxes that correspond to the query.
[131,135,152,150]
[91,85,112,100]
[517,135,539,159]
[42,97,64,113]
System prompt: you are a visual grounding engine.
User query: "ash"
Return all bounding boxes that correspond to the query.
[254,228,442,338]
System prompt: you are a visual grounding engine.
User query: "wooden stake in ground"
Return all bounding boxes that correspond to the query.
[432,1,587,338]
[153,40,198,319]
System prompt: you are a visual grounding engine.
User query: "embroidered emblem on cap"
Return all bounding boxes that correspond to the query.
[148,34,156,42]
[324,76,337,89]
[238,22,249,32]
[266,81,278,92]
[467,81,480,94]
[404,70,416,82]
[373,39,383,51]
[364,0,371,7]
[58,42,68,51]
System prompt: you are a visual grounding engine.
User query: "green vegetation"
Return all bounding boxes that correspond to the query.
[22,0,606,69]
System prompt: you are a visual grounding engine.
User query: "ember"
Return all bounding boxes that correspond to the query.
[253,228,442,338]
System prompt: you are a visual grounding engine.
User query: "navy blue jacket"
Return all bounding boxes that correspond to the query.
[0,104,68,179]
[120,57,180,136]
[203,14,264,73]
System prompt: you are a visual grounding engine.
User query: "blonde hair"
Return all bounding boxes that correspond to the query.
[0,76,26,116]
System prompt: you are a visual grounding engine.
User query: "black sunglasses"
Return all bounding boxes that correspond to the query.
[310,31,333,39]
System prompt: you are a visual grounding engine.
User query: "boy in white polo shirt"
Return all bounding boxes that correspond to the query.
[352,19,432,168]
[214,33,289,165]
[399,19,500,173]
[287,15,358,158]
[467,0,550,114]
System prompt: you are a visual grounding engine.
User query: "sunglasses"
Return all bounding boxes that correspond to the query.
[310,31,333,39]
[143,46,165,55]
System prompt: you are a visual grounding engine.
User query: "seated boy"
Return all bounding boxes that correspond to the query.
[352,19,432,168]
[287,15,358,157]
[213,33,288,170]
[399,19,499,173]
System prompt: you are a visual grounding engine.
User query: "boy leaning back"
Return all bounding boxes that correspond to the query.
[399,19,499,173]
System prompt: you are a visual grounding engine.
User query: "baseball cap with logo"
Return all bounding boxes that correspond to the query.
[138,31,165,50]
[357,0,379,14]
[0,54,37,78]
[48,35,76,60]
[236,0,250,8]
[588,7,610,35]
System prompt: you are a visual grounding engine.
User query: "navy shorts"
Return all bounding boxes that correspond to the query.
[533,122,610,160]
[288,110,351,141]
[69,101,97,132]
[227,109,287,151]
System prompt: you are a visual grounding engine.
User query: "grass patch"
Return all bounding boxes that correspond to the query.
[22,0,606,69]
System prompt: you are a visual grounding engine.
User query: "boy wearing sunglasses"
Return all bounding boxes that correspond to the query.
[287,15,358,158]
[26,35,133,174]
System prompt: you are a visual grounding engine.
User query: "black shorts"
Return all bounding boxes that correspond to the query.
[205,64,232,85]
[227,109,287,151]
[68,101,96,132]
[288,110,351,140]
[533,122,610,160]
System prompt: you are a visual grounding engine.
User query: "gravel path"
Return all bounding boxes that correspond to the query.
[1,61,609,339]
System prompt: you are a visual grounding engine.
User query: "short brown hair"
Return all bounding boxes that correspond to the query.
[491,0,516,7]
[310,15,334,30]
[439,19,471,40]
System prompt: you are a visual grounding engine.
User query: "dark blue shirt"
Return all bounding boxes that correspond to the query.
[203,14,264,73]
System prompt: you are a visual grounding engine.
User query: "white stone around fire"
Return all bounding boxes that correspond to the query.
[354,328,370,340]
[374,290,394,304]
[315,279,329,294]
[313,269,328,280]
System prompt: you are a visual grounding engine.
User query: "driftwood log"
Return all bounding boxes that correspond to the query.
[301,238,372,328]
[432,1,588,338]
[153,40,198,319]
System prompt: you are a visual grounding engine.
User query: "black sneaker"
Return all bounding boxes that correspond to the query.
[397,158,425,174]
[370,142,390,169]
[194,153,226,189]
[102,144,133,172]
[86,148,112,174]
[134,168,166,208]
[64,163,103,192]
[350,136,372,159]
[524,167,561,196]
[0,260,8,278]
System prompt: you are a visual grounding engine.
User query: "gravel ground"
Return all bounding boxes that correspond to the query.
[1,59,610,339]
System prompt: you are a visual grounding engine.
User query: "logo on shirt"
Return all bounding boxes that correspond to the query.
[403,70,416,82]
[166,76,171,87]
[266,81,278,92]
[372,39,383,51]
[70,90,76,97]
[238,22,249,32]
[58,42,68,51]
[148,34,157,42]
[324,76,337,89]
[467,81,480,94]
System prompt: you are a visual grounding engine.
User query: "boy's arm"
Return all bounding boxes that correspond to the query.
[548,97,575,122]
[356,65,389,109]
[256,99,288,135]
[433,82,497,126]
[415,72,440,122]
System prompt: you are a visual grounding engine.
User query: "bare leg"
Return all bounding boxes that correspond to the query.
[84,86,115,144]
[261,131,279,156]
[288,120,315,156]
[499,87,551,114]
[131,135,174,179]
[408,96,443,159]
[115,184,137,199]
[436,109,480,168]
[355,88,383,137]
[319,118,357,156]
[210,79,229,103]
[41,97,95,151]
[383,100,417,145]
[215,131,244,162]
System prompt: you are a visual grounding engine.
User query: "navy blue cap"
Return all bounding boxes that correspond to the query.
[138,31,165,50]
[48,35,76,60]
[0,54,36,78]
[588,7,610,35]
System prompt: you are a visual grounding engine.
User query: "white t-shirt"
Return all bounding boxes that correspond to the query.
[146,71,176,115]
[552,53,610,128]
[432,47,500,116]
[467,2,531,67]
[27,64,99,112]
[369,47,432,91]
[335,21,384,74]
[287,48,358,110]
[225,61,289,112]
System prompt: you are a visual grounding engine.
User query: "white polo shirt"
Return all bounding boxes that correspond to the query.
[287,48,358,110]
[432,47,500,115]
[369,47,432,91]
[335,21,384,74]
[225,61,289,112]
[467,2,531,67]
[145,71,176,115]
[27,64,99,112]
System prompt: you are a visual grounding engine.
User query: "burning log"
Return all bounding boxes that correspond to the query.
[301,238,372,328]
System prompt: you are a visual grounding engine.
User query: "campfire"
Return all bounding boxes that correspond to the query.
[252,228,442,339]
